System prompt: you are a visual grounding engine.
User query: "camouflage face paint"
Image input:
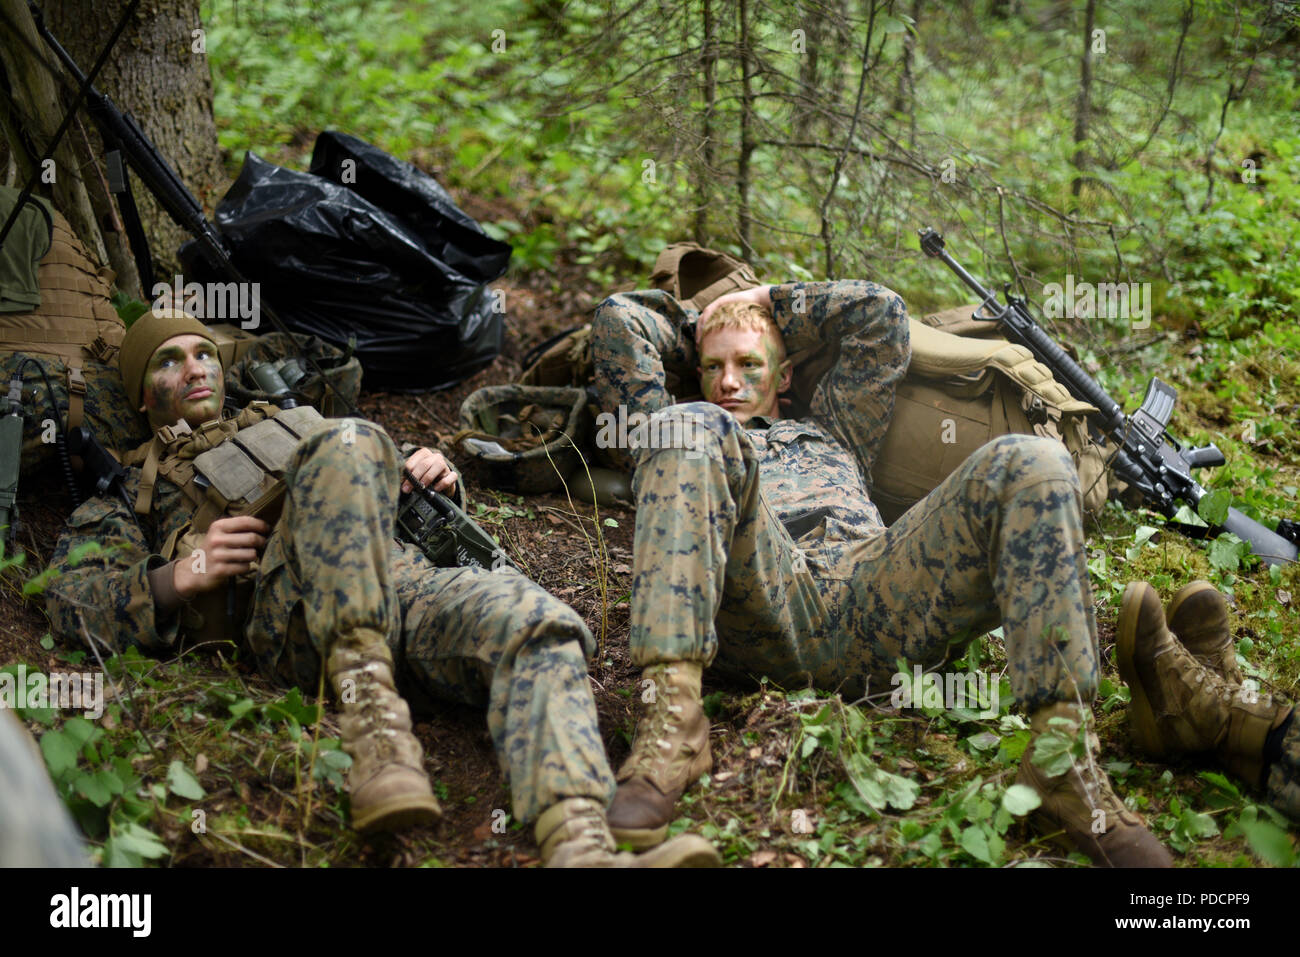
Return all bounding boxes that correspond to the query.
[698,326,787,426]
[141,334,224,430]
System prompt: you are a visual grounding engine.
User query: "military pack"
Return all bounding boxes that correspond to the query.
[223,329,363,418]
[870,308,1108,523]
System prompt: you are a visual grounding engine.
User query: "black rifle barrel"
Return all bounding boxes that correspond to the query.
[918,228,1296,565]
[918,228,1125,429]
[35,17,236,284]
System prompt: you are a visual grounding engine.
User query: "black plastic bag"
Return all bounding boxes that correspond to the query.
[181,131,511,392]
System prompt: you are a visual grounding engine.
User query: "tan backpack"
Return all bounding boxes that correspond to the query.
[0,204,150,470]
[870,309,1108,523]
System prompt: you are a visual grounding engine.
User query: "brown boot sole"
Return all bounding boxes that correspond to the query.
[353,796,443,834]
[610,821,670,851]
[1166,580,1218,627]
[1117,582,1167,761]
[638,834,722,868]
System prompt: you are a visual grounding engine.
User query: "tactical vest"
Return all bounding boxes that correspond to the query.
[125,402,331,644]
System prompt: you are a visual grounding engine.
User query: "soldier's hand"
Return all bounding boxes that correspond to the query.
[402,448,458,495]
[173,515,271,599]
[696,285,776,344]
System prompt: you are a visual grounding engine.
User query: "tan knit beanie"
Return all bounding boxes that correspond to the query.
[119,307,221,408]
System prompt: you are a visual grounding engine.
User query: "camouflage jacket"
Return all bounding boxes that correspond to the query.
[46,461,198,656]
[591,281,911,549]
[44,417,452,657]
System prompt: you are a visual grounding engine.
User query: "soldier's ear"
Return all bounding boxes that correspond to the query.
[777,359,793,393]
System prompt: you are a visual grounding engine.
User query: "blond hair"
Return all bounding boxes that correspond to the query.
[698,302,786,360]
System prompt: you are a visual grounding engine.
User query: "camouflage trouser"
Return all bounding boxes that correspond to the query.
[1265,717,1300,822]
[629,403,1097,712]
[245,420,614,822]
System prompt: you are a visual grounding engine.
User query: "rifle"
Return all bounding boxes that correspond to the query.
[918,228,1298,567]
[31,10,512,573]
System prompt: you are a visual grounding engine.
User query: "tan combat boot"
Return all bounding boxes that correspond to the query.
[1118,581,1292,787]
[607,661,711,849]
[1016,701,1173,866]
[535,797,721,868]
[1166,580,1244,684]
[328,628,443,833]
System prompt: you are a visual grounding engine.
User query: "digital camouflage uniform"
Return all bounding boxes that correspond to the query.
[593,281,1300,821]
[45,417,614,822]
[592,282,1099,712]
[1266,736,1300,821]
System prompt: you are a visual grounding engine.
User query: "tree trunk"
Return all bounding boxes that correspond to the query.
[1071,0,1096,200]
[45,0,224,292]
[693,0,716,243]
[892,0,921,147]
[0,0,111,274]
[737,0,754,259]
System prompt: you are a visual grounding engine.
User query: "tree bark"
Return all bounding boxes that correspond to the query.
[1070,0,1096,199]
[45,0,224,291]
[736,0,755,259]
[0,0,110,272]
[693,0,716,243]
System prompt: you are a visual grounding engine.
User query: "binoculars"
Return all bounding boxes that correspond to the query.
[248,357,309,404]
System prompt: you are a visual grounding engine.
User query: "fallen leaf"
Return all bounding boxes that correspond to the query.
[749,849,777,867]
[748,746,762,760]
[783,854,807,868]
[712,771,734,783]
[1278,590,1291,606]
[897,757,917,772]
[472,821,493,841]
[545,513,563,525]
[612,563,632,574]
[195,753,209,774]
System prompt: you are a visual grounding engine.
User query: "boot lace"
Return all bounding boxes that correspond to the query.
[627,667,685,775]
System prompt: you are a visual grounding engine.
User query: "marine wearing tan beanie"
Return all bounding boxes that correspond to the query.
[119,307,221,409]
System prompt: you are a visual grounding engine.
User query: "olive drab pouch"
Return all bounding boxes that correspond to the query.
[127,402,331,646]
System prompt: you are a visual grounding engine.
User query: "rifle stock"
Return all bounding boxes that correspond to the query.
[918,228,1297,567]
